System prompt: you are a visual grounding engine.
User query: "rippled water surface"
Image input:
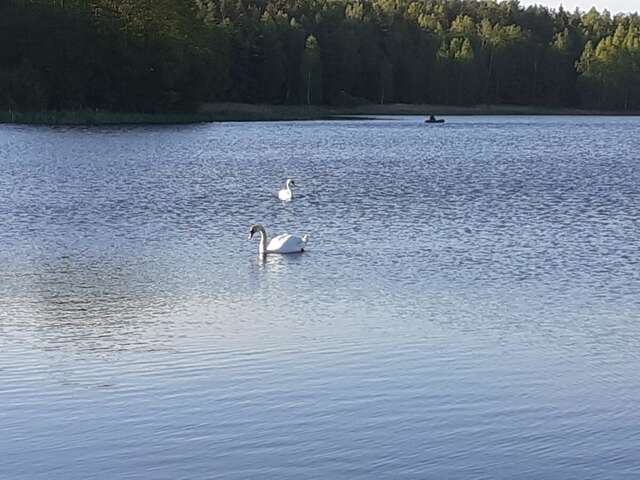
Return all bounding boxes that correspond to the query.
[1,116,639,479]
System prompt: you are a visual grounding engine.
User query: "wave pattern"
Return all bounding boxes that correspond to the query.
[1,117,639,479]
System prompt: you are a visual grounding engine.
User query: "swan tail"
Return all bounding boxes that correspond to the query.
[302,234,310,244]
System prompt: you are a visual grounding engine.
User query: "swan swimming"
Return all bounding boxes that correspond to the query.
[277,179,295,201]
[248,224,309,254]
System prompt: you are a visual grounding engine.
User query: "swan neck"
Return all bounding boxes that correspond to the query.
[257,227,267,253]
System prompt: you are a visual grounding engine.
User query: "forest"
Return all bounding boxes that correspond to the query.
[1,0,639,113]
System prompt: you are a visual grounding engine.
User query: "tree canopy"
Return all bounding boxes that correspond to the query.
[2,0,639,112]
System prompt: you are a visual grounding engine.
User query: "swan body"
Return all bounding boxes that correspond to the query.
[277,179,295,201]
[248,224,309,254]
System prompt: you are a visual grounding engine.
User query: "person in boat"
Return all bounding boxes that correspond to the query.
[429,115,436,121]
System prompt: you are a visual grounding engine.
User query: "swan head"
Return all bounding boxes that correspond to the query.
[286,179,295,188]
[248,223,265,240]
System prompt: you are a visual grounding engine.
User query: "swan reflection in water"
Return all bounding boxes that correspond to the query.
[255,248,308,270]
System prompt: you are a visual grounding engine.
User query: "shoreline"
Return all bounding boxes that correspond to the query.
[2,103,638,126]
[200,102,640,119]
[0,110,219,126]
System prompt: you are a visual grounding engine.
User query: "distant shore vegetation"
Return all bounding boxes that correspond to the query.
[1,0,639,117]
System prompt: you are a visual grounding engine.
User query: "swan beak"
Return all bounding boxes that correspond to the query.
[247,232,254,240]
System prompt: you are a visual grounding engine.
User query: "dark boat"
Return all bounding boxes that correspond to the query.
[425,115,445,124]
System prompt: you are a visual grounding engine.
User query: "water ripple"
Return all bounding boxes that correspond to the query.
[1,117,639,479]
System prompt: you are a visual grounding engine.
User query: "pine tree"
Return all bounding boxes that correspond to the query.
[301,34,322,105]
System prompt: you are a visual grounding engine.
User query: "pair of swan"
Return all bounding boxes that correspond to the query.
[248,179,309,255]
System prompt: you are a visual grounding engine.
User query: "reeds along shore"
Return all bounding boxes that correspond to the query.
[0,111,221,126]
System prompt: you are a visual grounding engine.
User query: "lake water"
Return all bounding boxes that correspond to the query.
[1,116,639,479]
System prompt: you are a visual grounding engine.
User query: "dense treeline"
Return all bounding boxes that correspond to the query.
[1,0,639,112]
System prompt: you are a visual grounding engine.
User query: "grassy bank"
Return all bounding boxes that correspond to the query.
[343,103,639,116]
[0,110,221,125]
[2,103,638,126]
[200,102,640,120]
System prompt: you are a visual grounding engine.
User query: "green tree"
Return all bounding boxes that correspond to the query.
[1,0,640,113]
[301,34,322,104]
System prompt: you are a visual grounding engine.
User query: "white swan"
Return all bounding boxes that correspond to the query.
[248,224,309,254]
[277,179,295,201]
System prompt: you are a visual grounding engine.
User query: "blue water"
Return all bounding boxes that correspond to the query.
[1,116,639,479]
